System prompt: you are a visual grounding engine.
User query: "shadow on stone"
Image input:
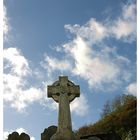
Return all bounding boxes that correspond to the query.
[80,131,122,140]
[19,133,30,140]
[41,125,57,140]
[7,132,30,140]
[8,132,19,140]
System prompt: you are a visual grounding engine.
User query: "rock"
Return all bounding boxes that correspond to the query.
[8,132,19,140]
[41,126,57,140]
[80,132,122,140]
[19,133,30,140]
[88,137,101,140]
[7,132,30,140]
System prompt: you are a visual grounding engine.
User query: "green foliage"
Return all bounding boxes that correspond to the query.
[124,129,136,140]
[76,95,137,140]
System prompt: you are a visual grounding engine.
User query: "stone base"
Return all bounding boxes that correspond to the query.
[50,129,79,140]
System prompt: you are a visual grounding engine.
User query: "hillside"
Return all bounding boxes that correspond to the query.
[76,95,136,140]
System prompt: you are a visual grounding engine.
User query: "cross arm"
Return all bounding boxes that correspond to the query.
[48,85,60,98]
[47,85,80,98]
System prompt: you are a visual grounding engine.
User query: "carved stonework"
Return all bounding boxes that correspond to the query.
[47,76,80,140]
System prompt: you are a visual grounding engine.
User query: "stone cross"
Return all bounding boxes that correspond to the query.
[47,76,80,140]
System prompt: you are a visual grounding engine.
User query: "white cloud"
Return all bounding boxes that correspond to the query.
[3,128,35,140]
[3,73,45,112]
[62,36,131,90]
[3,5,9,37]
[3,47,88,117]
[57,2,135,90]
[122,3,136,20]
[3,47,46,112]
[4,48,30,76]
[65,3,136,43]
[11,88,44,112]
[3,2,91,117]
[111,19,135,39]
[65,18,108,44]
[16,128,26,134]
[42,8,135,89]
[3,131,9,140]
[41,53,72,73]
[70,94,89,116]
[125,82,137,96]
[39,2,135,91]
[110,3,136,42]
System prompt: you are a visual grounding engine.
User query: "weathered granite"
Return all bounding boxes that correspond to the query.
[47,76,80,140]
[8,132,19,140]
[41,126,57,140]
[19,133,30,140]
[7,132,30,140]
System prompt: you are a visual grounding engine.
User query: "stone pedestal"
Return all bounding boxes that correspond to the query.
[50,130,78,140]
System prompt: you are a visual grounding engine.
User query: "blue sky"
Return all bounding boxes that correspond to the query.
[3,0,137,140]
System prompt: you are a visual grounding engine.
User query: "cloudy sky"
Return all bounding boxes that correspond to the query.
[3,0,136,140]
